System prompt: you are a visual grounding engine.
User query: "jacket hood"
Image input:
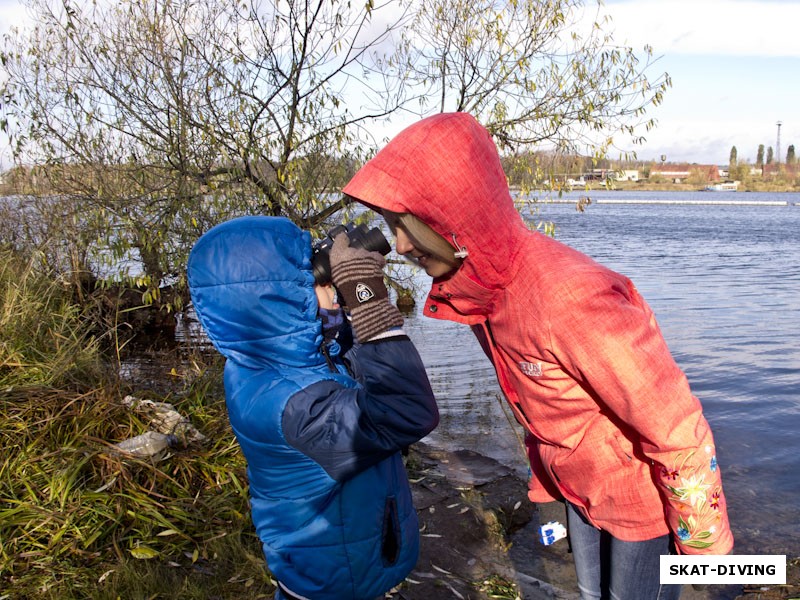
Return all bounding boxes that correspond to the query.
[343,112,529,289]
[187,216,324,370]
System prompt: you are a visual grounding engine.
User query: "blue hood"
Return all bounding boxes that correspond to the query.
[187,216,325,370]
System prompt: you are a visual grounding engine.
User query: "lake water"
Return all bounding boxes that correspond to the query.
[400,190,799,557]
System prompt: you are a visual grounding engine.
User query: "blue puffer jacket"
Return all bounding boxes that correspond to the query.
[187,216,438,599]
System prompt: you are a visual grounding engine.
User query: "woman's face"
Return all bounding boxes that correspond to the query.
[383,211,459,278]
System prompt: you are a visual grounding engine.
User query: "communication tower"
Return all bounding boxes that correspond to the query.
[776,121,782,164]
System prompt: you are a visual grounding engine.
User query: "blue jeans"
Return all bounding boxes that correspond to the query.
[566,502,682,600]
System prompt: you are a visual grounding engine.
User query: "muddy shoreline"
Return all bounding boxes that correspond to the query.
[402,442,798,600]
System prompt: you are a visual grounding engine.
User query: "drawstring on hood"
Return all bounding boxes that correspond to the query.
[451,233,468,259]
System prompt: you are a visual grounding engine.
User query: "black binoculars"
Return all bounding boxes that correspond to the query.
[311,222,391,285]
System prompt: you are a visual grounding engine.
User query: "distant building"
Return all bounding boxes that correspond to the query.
[584,168,638,181]
[761,163,800,177]
[614,169,639,181]
[649,163,719,184]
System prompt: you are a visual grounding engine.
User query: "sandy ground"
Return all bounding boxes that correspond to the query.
[393,442,798,600]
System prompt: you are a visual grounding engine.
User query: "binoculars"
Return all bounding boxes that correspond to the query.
[311,222,391,285]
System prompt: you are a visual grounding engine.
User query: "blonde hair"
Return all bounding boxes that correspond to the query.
[395,213,462,269]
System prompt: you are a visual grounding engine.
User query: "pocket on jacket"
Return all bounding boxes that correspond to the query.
[381,496,401,566]
[609,430,634,465]
[547,426,635,503]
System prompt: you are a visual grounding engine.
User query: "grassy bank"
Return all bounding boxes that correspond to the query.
[0,248,276,599]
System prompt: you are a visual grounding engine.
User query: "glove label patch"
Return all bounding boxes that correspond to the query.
[355,283,375,303]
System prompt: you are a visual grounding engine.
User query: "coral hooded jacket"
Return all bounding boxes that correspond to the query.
[343,113,733,554]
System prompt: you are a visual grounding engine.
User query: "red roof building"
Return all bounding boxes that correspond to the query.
[761,163,800,177]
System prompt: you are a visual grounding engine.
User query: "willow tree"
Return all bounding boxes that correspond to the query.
[1,0,669,310]
[1,0,415,308]
[407,0,670,182]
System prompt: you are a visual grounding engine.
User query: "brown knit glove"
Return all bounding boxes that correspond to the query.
[329,233,403,342]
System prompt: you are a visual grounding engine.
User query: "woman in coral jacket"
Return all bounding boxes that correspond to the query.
[343,113,733,600]
[187,216,439,600]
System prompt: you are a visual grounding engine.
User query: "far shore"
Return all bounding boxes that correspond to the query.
[3,180,800,199]
[512,181,800,194]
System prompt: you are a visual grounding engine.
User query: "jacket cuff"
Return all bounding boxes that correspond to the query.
[349,301,404,342]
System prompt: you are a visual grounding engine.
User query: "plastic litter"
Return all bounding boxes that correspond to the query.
[111,395,206,459]
[539,521,568,546]
[113,431,177,458]
[121,395,206,445]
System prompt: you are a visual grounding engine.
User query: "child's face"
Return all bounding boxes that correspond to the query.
[315,284,338,310]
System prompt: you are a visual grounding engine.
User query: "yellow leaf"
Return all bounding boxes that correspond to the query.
[129,546,159,559]
[156,529,179,537]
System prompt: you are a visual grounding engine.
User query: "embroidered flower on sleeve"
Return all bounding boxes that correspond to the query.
[675,515,714,549]
[677,525,691,541]
[663,448,727,551]
[662,467,680,480]
[674,475,711,507]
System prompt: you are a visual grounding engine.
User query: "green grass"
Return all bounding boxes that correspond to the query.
[0,248,105,388]
[0,248,278,598]
[477,574,520,599]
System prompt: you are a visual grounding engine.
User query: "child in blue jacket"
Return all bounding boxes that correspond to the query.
[187,216,439,600]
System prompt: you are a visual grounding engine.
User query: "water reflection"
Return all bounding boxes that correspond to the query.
[398,298,529,480]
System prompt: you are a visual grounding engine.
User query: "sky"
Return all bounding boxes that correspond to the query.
[602,0,800,165]
[1,0,798,167]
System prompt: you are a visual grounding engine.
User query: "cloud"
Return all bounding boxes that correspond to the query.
[605,0,800,58]
[0,1,29,36]
[637,116,776,164]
